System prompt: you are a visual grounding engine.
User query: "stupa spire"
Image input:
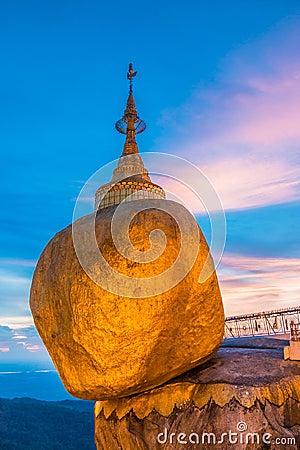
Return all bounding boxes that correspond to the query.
[94,63,165,211]
[115,63,146,156]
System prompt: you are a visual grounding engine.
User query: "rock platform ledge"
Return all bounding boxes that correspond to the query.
[95,337,300,450]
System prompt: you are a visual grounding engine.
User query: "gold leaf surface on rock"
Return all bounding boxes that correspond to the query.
[30,200,224,400]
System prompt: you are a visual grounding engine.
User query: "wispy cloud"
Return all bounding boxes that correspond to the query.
[219,253,300,316]
[156,18,300,211]
[0,316,34,329]
[0,258,36,268]
[0,325,51,363]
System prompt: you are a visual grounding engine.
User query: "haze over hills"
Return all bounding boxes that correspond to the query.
[0,355,95,449]
[0,369,73,401]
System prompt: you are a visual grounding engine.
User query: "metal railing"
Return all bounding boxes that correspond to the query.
[225,306,300,338]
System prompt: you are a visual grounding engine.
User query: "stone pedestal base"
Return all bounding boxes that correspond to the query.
[284,340,300,361]
[95,338,300,449]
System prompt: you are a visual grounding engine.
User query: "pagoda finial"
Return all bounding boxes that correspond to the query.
[127,62,137,85]
[115,63,146,156]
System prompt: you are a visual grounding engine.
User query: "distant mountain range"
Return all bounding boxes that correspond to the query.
[0,397,95,450]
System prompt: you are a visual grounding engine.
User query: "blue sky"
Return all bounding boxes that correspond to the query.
[1,1,300,370]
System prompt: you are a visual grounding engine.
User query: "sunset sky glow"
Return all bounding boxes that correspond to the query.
[1,0,300,368]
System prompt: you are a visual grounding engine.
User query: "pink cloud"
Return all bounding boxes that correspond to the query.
[26,344,42,353]
[0,325,50,362]
[218,254,300,316]
[153,157,299,212]
[217,71,300,146]
[156,18,300,211]
[201,158,299,211]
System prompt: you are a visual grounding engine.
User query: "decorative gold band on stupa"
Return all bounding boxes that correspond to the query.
[95,64,165,211]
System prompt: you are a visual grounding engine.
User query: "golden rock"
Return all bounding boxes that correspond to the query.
[30,199,224,400]
[30,64,225,401]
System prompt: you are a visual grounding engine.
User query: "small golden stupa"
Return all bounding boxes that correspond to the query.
[95,63,165,211]
[30,64,225,400]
